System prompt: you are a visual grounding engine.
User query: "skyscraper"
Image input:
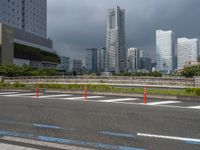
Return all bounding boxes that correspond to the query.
[0,0,47,37]
[105,6,126,73]
[156,30,176,74]
[85,48,98,73]
[127,48,141,73]
[177,38,199,69]
[97,47,106,72]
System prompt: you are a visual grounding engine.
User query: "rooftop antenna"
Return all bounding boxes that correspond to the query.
[116,0,119,7]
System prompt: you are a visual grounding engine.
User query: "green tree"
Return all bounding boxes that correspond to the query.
[181,65,200,78]
[198,57,200,63]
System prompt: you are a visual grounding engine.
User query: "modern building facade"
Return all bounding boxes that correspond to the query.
[73,59,83,73]
[140,57,152,72]
[177,38,199,69]
[0,0,47,37]
[58,56,71,72]
[85,48,98,73]
[127,48,142,73]
[0,0,59,68]
[0,23,14,64]
[97,47,106,72]
[156,30,176,74]
[105,6,126,73]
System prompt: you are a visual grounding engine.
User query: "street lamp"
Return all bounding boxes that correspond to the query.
[128,59,133,77]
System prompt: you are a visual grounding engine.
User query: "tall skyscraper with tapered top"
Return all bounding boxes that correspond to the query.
[105,6,126,73]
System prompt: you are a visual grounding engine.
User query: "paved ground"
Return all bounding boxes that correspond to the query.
[0,91,199,150]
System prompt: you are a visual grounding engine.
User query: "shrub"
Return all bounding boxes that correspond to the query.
[185,88,200,96]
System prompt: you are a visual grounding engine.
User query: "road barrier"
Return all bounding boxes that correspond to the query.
[36,83,39,97]
[84,85,88,101]
[144,87,147,104]
[2,76,200,88]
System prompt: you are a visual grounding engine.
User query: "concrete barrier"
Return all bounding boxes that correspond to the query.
[2,76,198,88]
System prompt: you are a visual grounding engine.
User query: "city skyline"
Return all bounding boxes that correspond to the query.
[47,0,200,61]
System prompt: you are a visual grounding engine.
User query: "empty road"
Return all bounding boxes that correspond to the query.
[0,91,199,150]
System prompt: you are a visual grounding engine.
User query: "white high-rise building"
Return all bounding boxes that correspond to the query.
[127,48,142,73]
[156,30,176,74]
[0,0,47,37]
[105,6,126,73]
[177,38,199,69]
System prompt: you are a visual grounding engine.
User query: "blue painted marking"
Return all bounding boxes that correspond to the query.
[0,120,62,130]
[38,136,143,150]
[185,141,200,145]
[101,131,135,138]
[0,130,35,139]
[33,123,61,129]
[0,130,145,150]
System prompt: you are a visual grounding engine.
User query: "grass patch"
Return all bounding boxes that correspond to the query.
[0,83,199,97]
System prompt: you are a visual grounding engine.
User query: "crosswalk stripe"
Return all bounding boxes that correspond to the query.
[0,143,39,150]
[144,101,181,105]
[100,98,139,102]
[32,94,72,98]
[0,92,19,95]
[4,93,37,97]
[187,106,200,109]
[1,136,95,150]
[62,96,104,100]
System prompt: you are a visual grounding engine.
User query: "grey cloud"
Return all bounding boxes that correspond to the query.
[47,0,200,61]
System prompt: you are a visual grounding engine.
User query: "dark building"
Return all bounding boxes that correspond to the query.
[140,57,152,72]
[85,48,98,73]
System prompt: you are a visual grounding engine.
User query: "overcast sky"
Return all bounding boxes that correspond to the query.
[47,0,200,62]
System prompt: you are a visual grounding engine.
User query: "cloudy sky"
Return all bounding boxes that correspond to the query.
[47,0,200,62]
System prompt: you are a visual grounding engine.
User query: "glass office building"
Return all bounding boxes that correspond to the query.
[156,30,176,74]
[177,38,199,69]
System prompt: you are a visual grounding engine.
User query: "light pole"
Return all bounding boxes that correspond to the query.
[128,59,133,77]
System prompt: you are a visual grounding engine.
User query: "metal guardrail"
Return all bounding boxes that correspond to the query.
[2,76,199,87]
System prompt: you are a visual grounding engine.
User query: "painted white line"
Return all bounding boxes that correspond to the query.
[62,96,104,100]
[31,94,72,98]
[143,101,181,106]
[4,93,37,97]
[1,136,95,150]
[0,92,19,95]
[187,106,200,109]
[137,133,200,143]
[100,98,139,102]
[0,142,39,150]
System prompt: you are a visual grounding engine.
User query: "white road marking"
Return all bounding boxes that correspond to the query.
[31,94,72,98]
[0,92,19,95]
[0,142,40,150]
[1,136,95,150]
[4,93,37,97]
[62,96,104,100]
[143,101,181,106]
[187,105,200,109]
[100,98,139,102]
[137,133,200,143]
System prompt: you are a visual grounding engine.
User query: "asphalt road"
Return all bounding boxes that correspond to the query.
[0,91,199,150]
